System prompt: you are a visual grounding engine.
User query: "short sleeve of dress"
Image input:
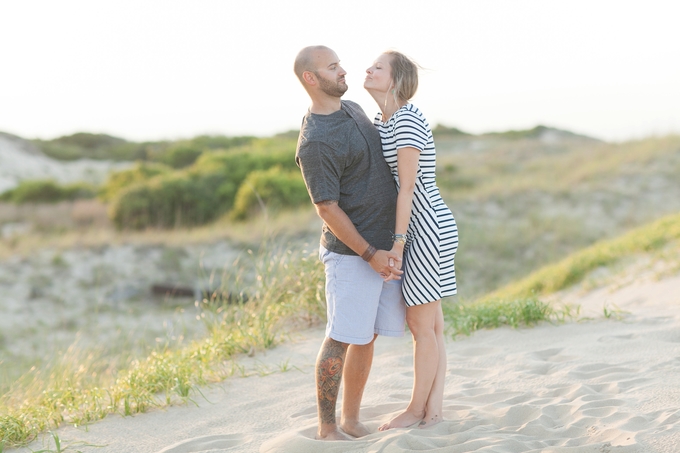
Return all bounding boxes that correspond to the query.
[394,109,428,152]
[295,140,343,204]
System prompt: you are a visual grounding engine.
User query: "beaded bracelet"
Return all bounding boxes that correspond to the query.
[361,244,377,262]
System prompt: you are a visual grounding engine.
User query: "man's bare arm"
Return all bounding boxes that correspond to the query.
[315,200,402,279]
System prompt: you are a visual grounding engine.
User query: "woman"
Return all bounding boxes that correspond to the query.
[364,51,459,430]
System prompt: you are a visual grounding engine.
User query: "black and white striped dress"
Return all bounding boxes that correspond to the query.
[374,104,458,306]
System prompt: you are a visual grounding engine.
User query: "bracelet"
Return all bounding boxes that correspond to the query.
[361,244,377,262]
[392,234,407,245]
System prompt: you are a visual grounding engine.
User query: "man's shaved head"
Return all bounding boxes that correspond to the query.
[294,45,332,84]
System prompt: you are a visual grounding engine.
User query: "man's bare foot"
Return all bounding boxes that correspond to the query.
[316,427,354,441]
[419,413,443,429]
[340,419,371,438]
[378,410,424,431]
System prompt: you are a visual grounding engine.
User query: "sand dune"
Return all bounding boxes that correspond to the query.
[0,132,131,193]
[13,271,680,453]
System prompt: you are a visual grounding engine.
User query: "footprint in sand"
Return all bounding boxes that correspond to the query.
[156,434,251,453]
[290,405,317,419]
[568,362,637,379]
[529,347,578,363]
[597,333,638,342]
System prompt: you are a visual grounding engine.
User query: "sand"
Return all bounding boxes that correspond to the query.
[10,267,680,453]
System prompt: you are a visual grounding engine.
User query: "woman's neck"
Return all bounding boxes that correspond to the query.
[367,89,406,122]
[380,101,406,122]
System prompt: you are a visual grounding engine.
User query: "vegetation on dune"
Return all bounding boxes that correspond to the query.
[32,132,257,164]
[436,133,680,298]
[0,232,572,447]
[108,139,307,229]
[443,297,574,337]
[0,180,97,204]
[0,244,326,447]
[230,166,309,221]
[3,128,680,446]
[477,212,680,304]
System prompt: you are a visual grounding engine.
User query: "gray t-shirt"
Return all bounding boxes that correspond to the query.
[295,100,397,255]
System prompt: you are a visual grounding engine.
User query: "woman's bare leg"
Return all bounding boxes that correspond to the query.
[379,300,441,431]
[420,303,446,428]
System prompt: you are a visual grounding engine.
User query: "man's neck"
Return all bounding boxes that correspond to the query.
[309,96,343,115]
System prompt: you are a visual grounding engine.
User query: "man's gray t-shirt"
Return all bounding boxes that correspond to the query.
[295,100,397,255]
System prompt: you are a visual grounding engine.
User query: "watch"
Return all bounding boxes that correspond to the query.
[392,234,407,245]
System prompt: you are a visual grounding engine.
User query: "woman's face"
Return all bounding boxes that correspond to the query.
[364,54,393,93]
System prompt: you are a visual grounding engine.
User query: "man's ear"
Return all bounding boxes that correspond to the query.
[302,71,316,86]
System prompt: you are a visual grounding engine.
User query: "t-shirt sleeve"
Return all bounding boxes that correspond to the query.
[296,140,343,204]
[394,110,428,152]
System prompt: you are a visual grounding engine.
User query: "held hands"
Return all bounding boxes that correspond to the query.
[369,249,403,281]
[383,242,404,282]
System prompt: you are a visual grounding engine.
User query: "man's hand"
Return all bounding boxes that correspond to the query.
[370,249,403,281]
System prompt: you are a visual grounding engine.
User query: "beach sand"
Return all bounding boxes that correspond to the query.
[13,271,680,453]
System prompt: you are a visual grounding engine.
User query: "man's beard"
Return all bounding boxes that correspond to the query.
[315,72,348,97]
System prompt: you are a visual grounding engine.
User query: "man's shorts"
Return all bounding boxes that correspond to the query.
[320,245,405,345]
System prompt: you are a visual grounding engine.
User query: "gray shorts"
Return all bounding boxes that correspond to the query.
[320,245,405,345]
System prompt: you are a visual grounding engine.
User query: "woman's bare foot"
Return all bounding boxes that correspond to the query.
[340,420,371,438]
[315,428,354,441]
[378,410,424,431]
[419,413,443,429]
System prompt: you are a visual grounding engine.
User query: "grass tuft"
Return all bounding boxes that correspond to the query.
[476,212,680,303]
[443,297,575,337]
[0,244,324,447]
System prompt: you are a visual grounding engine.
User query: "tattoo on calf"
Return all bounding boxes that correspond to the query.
[316,340,346,425]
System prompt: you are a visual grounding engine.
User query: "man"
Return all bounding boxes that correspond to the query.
[293,45,406,441]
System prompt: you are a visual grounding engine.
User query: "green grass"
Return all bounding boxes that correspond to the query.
[4,212,678,447]
[3,133,680,447]
[0,244,325,447]
[477,212,680,303]
[443,297,575,337]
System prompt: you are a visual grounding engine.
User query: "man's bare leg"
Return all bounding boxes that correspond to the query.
[316,337,352,440]
[340,334,377,437]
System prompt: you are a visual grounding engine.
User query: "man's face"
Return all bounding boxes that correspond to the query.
[312,50,348,97]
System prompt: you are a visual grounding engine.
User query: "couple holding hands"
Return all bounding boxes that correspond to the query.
[294,45,458,440]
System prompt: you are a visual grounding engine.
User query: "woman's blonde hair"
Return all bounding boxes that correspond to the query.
[385,50,419,103]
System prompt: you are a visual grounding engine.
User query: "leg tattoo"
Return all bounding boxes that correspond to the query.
[317,339,347,425]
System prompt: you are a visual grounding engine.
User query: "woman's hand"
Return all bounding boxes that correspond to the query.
[370,249,403,281]
[381,243,404,282]
[389,243,404,270]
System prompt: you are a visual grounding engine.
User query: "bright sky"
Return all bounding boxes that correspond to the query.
[1,0,678,142]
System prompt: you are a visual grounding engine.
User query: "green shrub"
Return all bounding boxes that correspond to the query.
[110,170,225,229]
[106,137,300,229]
[0,180,97,204]
[100,162,172,201]
[161,143,205,169]
[194,147,297,203]
[34,133,129,161]
[230,167,308,220]
[188,135,256,150]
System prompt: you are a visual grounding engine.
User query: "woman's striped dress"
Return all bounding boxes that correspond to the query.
[374,104,458,306]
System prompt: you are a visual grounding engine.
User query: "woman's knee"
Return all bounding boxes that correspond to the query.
[406,305,438,336]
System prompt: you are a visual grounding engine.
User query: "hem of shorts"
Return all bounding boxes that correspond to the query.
[328,328,404,345]
[328,331,374,345]
[375,327,405,338]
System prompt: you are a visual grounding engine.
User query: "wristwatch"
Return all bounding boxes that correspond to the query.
[392,234,407,245]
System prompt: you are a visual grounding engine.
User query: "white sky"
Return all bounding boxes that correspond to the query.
[1,0,678,142]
